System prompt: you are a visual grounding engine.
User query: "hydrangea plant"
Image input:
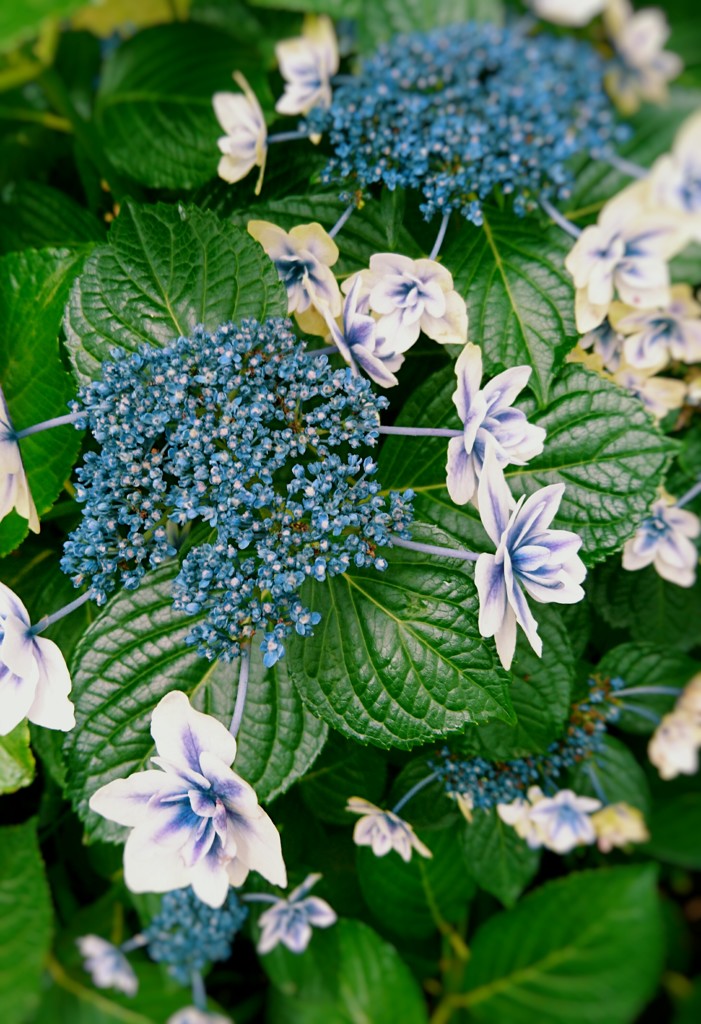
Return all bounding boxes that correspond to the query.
[0,1,700,1023]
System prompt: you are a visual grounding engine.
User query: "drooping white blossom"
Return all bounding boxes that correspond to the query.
[528,0,606,27]
[89,691,287,908]
[213,73,267,193]
[565,184,688,333]
[343,253,468,352]
[622,497,700,588]
[612,286,701,370]
[648,111,701,242]
[248,220,342,336]
[0,386,39,534]
[604,0,683,114]
[527,790,602,854]
[496,786,546,849]
[0,582,74,736]
[257,873,336,955]
[346,797,432,863]
[591,803,650,853]
[612,364,687,420]
[579,318,624,372]
[76,936,138,996]
[275,15,339,116]
[648,709,701,780]
[446,343,545,506]
[474,443,586,670]
[324,275,404,387]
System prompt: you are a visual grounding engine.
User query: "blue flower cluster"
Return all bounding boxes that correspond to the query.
[431,676,624,808]
[61,319,414,664]
[305,22,627,225]
[144,887,248,985]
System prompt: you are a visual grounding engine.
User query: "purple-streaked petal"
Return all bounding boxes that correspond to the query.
[0,613,39,684]
[89,771,186,827]
[446,437,476,506]
[482,365,532,414]
[227,806,287,887]
[509,484,565,550]
[150,691,237,776]
[301,896,337,927]
[475,553,507,640]
[189,851,232,908]
[452,343,483,422]
[494,606,518,671]
[27,634,74,732]
[0,659,38,736]
[198,751,260,813]
[476,443,512,544]
[122,824,191,894]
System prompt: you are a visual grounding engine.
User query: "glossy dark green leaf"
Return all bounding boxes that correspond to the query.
[568,736,652,816]
[645,790,701,870]
[65,200,287,382]
[460,807,540,907]
[597,643,697,735]
[0,182,103,255]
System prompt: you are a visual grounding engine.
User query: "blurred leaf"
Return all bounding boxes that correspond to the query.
[597,643,696,735]
[0,0,84,53]
[0,820,53,1024]
[460,808,540,908]
[0,182,103,255]
[460,866,664,1024]
[645,790,701,870]
[0,246,87,555]
[299,733,387,825]
[0,721,35,794]
[568,736,652,816]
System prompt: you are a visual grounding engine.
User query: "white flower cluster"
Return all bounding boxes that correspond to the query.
[623,493,700,589]
[567,111,701,422]
[496,787,649,855]
[648,674,701,780]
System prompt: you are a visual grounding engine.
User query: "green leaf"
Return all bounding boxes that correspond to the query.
[460,865,664,1024]
[568,736,652,816]
[232,192,423,276]
[0,820,53,1024]
[379,363,675,564]
[264,919,429,1024]
[299,733,387,825]
[0,0,83,52]
[596,643,696,735]
[356,825,475,938]
[464,605,574,759]
[0,182,104,255]
[64,566,327,842]
[460,808,540,907]
[442,207,576,405]
[287,541,514,751]
[0,246,87,555]
[592,561,701,652]
[65,200,287,383]
[0,722,35,794]
[95,23,269,189]
[644,790,701,871]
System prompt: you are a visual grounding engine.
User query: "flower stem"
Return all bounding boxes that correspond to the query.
[15,411,84,439]
[540,196,581,239]
[241,893,280,904]
[30,590,92,635]
[191,971,207,1012]
[378,425,462,438]
[392,771,440,815]
[230,642,251,737]
[267,130,311,144]
[605,151,648,180]
[120,934,148,953]
[619,702,661,726]
[428,212,451,261]
[617,685,682,698]
[676,478,701,509]
[584,762,608,805]
[312,346,338,356]
[328,204,355,239]
[390,534,479,562]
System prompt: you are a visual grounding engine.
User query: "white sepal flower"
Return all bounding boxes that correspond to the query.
[527,790,601,854]
[604,0,682,114]
[446,343,545,506]
[496,786,546,849]
[622,497,700,588]
[167,1009,231,1024]
[677,674,701,723]
[344,254,468,352]
[528,0,606,26]
[0,582,74,736]
[565,184,688,333]
[346,797,432,863]
[648,710,701,780]
[0,386,39,533]
[247,220,342,336]
[257,873,336,955]
[213,72,267,194]
[648,111,701,241]
[579,319,624,372]
[76,936,138,996]
[591,803,650,853]
[89,691,287,908]
[474,443,586,671]
[326,276,405,388]
[612,286,701,370]
[612,364,687,420]
[275,15,339,116]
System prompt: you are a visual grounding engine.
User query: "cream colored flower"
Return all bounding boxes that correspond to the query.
[346,797,432,863]
[213,72,267,194]
[648,111,701,243]
[248,220,342,336]
[275,15,339,117]
[610,286,701,371]
[529,0,606,26]
[0,386,39,533]
[604,0,682,114]
[612,363,687,420]
[592,803,649,853]
[648,709,701,780]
